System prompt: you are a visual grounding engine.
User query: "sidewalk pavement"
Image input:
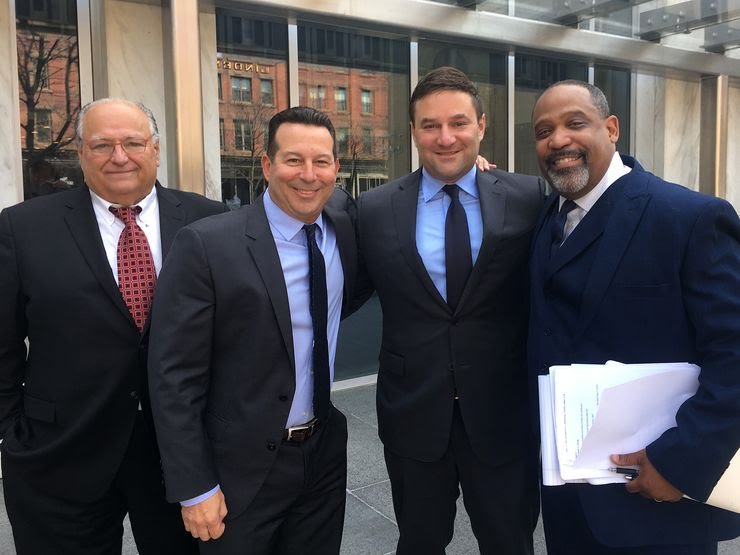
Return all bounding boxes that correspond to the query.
[0,382,738,554]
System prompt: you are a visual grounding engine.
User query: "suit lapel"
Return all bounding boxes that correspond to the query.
[244,196,296,370]
[156,182,185,259]
[63,186,135,326]
[573,176,651,339]
[391,170,448,311]
[456,170,505,312]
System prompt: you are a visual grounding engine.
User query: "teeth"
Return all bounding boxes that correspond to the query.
[553,156,580,166]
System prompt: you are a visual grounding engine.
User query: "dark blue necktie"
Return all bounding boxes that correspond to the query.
[304,224,330,421]
[550,199,577,258]
[443,184,472,311]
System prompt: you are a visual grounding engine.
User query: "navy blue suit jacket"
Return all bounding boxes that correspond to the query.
[528,155,740,546]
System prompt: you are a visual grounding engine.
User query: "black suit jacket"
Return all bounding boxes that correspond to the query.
[528,156,740,546]
[0,183,225,502]
[356,168,546,466]
[147,189,357,519]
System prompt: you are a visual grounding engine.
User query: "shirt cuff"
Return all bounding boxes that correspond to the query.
[180,485,220,507]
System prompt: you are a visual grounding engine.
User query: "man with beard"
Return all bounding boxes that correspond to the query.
[528,80,740,554]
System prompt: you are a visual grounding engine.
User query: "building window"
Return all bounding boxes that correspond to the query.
[362,127,372,154]
[218,74,222,100]
[231,76,252,103]
[336,127,349,155]
[234,119,252,150]
[309,85,326,109]
[219,118,225,150]
[335,87,347,112]
[34,109,52,144]
[361,89,373,114]
[260,79,274,105]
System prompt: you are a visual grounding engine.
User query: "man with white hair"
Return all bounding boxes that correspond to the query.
[0,98,225,554]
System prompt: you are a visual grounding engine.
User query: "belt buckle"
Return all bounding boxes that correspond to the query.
[285,417,319,442]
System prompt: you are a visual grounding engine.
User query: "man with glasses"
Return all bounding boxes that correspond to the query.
[0,98,225,554]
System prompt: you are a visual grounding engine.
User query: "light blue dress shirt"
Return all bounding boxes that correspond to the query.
[415,165,483,302]
[182,189,344,507]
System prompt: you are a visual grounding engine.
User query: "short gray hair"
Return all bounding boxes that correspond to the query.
[536,80,611,119]
[75,98,160,145]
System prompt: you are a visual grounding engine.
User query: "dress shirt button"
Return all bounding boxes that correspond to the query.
[266,442,277,451]
[278,395,289,402]
[129,391,139,400]
[544,328,552,336]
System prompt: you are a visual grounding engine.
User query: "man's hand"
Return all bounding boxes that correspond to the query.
[182,489,228,541]
[611,449,683,502]
[475,155,496,171]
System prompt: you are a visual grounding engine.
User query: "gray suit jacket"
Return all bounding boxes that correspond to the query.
[148,189,357,518]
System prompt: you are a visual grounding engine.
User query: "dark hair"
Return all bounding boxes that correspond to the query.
[409,66,484,123]
[537,80,611,119]
[266,106,337,159]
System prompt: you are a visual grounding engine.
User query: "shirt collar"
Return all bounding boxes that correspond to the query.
[263,187,324,242]
[421,165,478,203]
[89,184,158,225]
[560,151,631,213]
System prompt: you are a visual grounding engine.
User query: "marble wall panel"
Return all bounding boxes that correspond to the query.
[663,77,700,190]
[726,83,739,211]
[104,0,170,187]
[0,0,23,208]
[200,7,221,201]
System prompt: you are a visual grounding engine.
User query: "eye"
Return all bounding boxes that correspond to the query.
[90,142,113,153]
[452,120,468,127]
[568,120,587,128]
[534,128,551,140]
[124,140,147,152]
[421,123,439,130]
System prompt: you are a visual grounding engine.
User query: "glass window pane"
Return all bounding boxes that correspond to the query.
[595,65,631,155]
[297,21,411,198]
[514,53,588,175]
[419,40,508,170]
[16,0,82,200]
[297,21,410,381]
[216,10,289,206]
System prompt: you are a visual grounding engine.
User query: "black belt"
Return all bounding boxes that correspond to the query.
[283,417,320,443]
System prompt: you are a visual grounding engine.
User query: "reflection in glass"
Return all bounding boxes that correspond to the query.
[297,22,410,197]
[595,66,631,155]
[216,10,289,206]
[16,0,81,200]
[514,53,587,175]
[419,40,508,170]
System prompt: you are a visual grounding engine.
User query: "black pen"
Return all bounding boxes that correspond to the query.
[608,467,639,480]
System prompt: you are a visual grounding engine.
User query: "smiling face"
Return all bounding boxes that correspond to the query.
[411,90,485,184]
[77,101,160,206]
[532,84,619,199]
[261,123,339,224]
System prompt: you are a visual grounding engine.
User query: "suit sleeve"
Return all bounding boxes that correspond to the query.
[148,225,219,503]
[647,199,740,500]
[347,192,376,314]
[0,209,27,438]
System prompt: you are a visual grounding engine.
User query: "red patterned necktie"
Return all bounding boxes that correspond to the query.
[109,206,157,333]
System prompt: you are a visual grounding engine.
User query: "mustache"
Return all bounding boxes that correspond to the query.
[544,149,586,167]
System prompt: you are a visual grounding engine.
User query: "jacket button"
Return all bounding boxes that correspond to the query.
[129,391,139,400]
[278,395,288,402]
[266,442,277,451]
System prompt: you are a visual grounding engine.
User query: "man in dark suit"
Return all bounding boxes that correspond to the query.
[0,98,225,554]
[147,106,356,554]
[355,67,545,554]
[528,80,740,554]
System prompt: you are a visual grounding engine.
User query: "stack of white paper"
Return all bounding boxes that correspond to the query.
[538,361,700,486]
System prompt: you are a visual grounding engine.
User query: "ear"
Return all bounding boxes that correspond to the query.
[410,121,418,148]
[153,141,161,167]
[606,115,619,145]
[478,113,486,140]
[261,153,272,180]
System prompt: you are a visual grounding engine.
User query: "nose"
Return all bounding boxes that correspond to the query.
[548,127,572,150]
[299,163,316,182]
[109,143,130,164]
[437,124,456,146]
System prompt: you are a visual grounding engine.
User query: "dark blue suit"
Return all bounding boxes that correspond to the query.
[528,155,740,551]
